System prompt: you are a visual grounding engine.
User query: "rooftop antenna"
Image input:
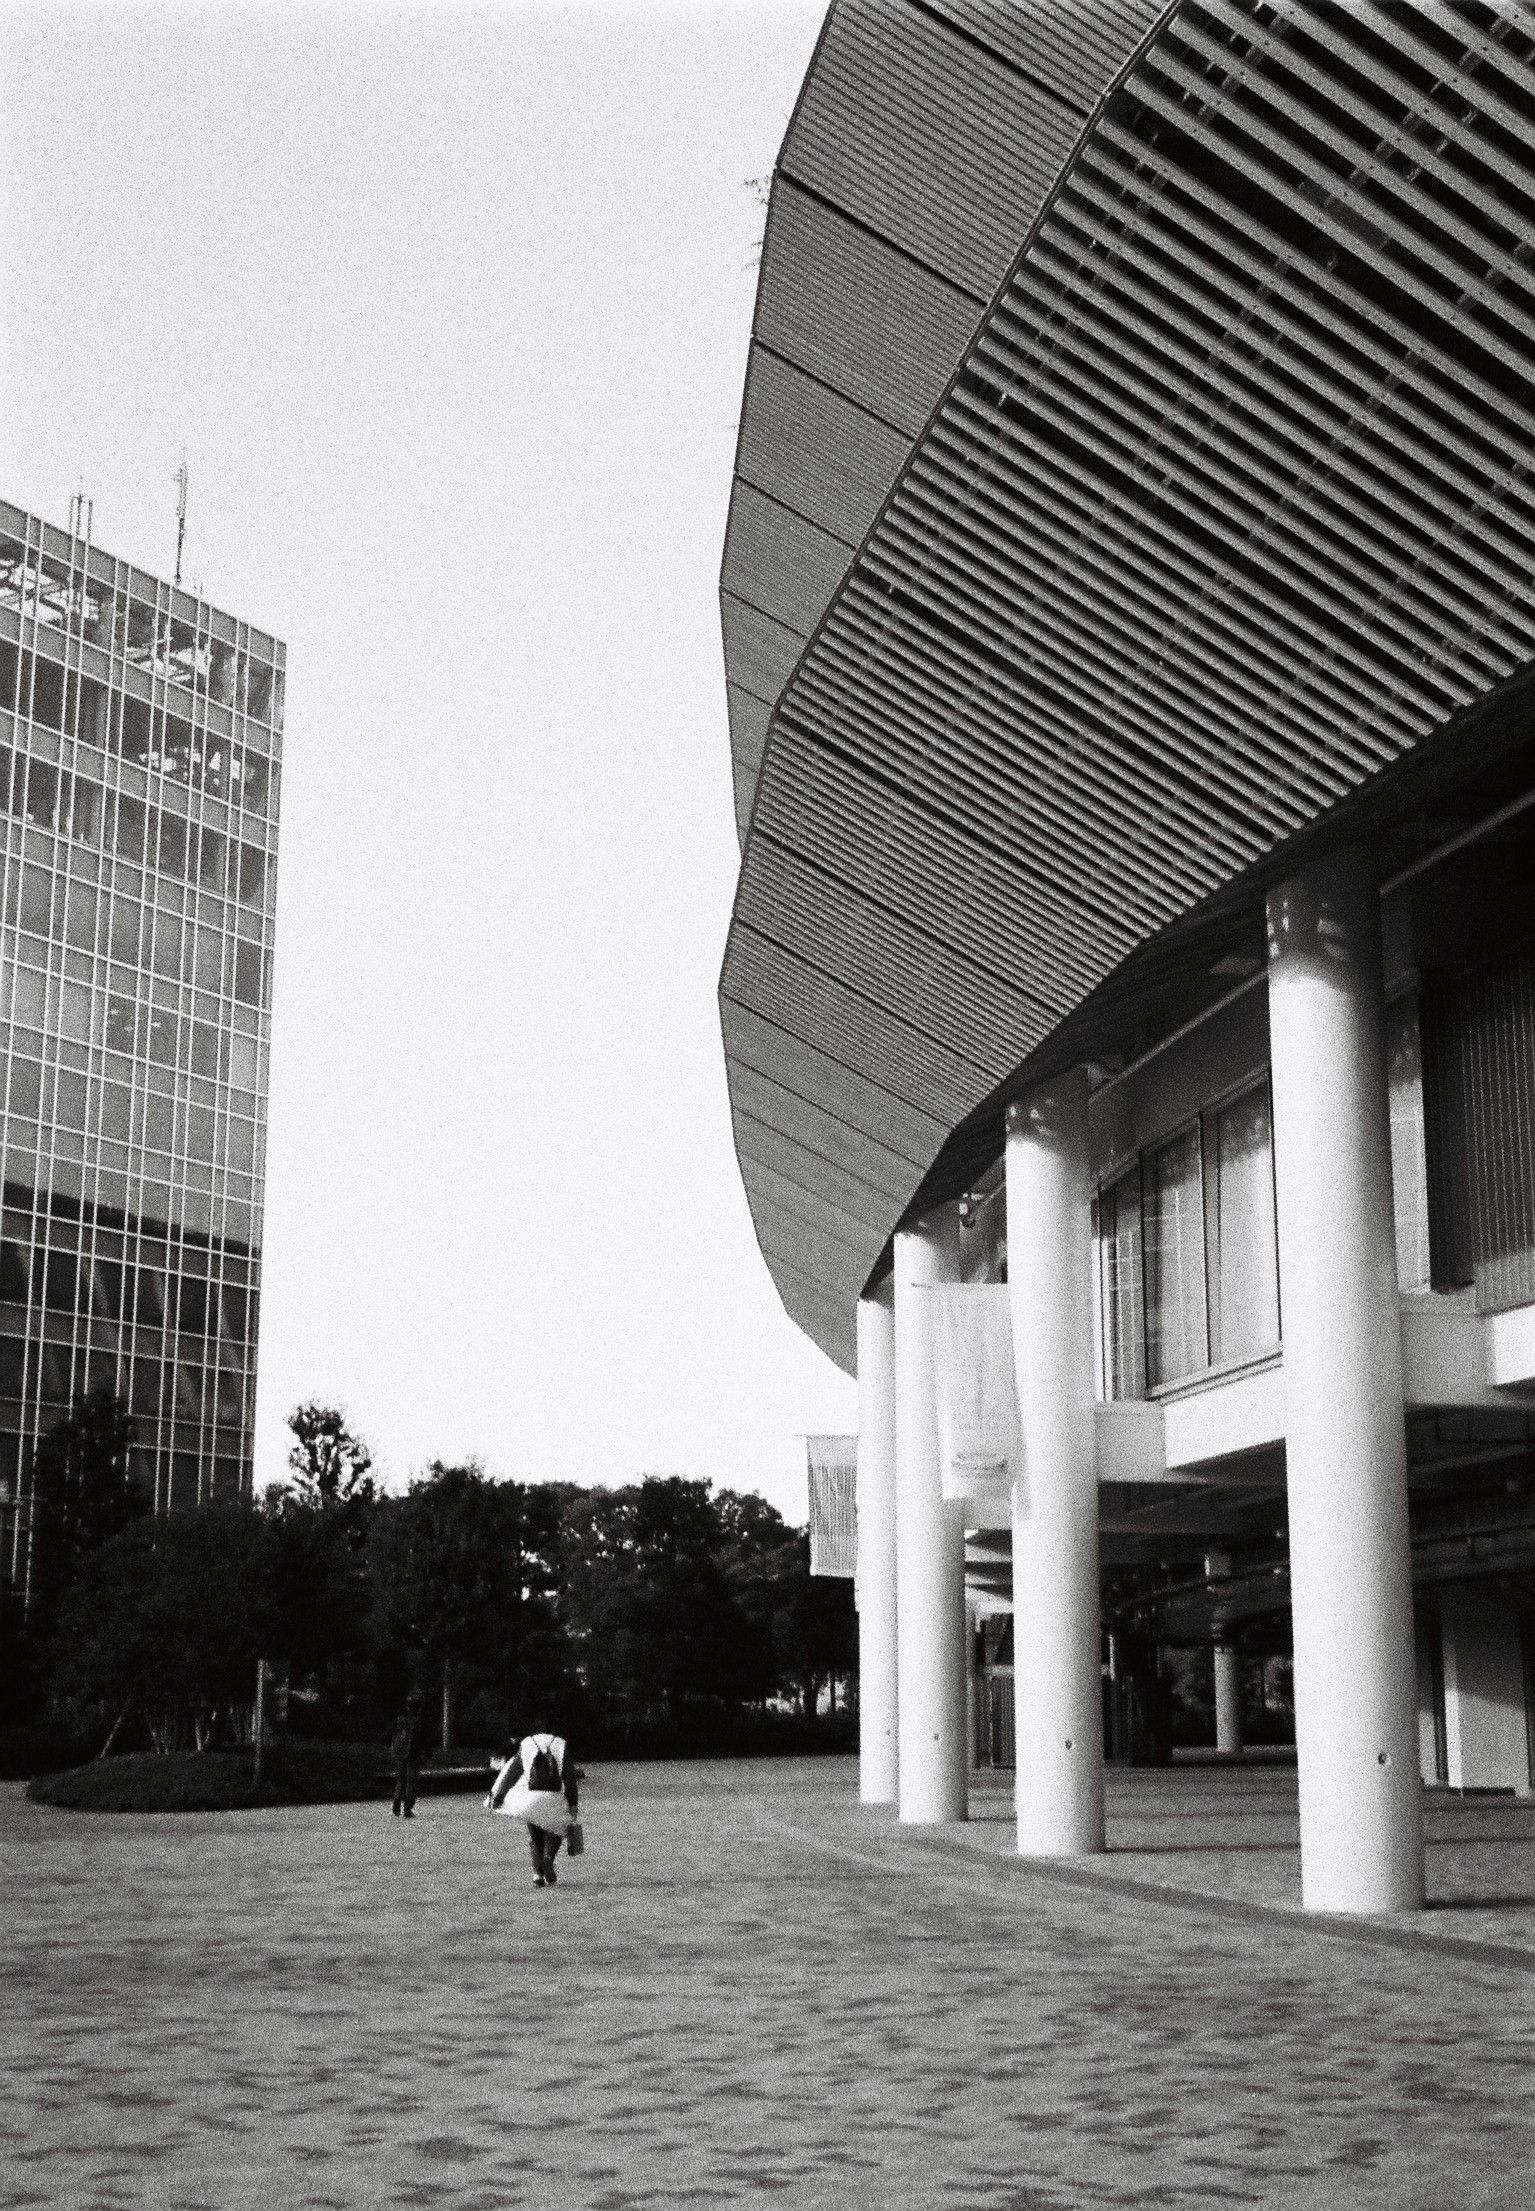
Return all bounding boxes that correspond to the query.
[173,452,188,586]
[69,477,93,543]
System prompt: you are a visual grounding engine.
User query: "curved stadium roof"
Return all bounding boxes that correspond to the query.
[720,0,1535,1373]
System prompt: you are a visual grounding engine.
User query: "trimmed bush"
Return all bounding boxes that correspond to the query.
[28,1737,394,1813]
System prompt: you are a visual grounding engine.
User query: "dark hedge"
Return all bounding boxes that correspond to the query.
[26,1738,420,1813]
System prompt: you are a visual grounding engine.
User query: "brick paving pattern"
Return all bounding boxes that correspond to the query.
[4,1759,1534,2209]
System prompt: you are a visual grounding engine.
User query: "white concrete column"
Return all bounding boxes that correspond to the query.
[1206,1550,1243,1756]
[1268,846,1424,1912]
[855,1289,898,1806]
[894,1207,968,1823]
[1006,1069,1106,1857]
[1213,1645,1243,1756]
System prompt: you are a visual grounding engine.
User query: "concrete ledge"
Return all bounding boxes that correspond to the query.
[1488,1300,1535,1389]
[1087,1295,1535,1494]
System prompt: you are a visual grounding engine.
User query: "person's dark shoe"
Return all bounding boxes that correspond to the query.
[392,1804,400,1817]
[402,1809,415,1819]
[544,1863,557,1886]
[533,1875,547,1888]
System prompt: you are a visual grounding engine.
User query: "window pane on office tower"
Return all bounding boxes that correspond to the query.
[1142,1127,1207,1386]
[1208,1084,1280,1365]
[1099,1167,1145,1399]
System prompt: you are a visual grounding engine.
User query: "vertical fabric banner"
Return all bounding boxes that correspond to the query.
[922,1283,1023,1527]
[807,1433,858,1578]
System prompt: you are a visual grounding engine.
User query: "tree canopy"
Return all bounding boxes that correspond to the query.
[27,1387,147,1620]
[52,1507,275,1751]
[270,1402,376,1529]
[30,1406,857,1757]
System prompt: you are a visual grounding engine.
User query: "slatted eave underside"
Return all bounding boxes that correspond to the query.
[723,0,1535,1371]
[720,0,1169,856]
[925,0,1169,106]
[780,0,1091,300]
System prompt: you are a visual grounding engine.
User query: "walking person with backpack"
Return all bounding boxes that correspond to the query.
[486,1727,580,1886]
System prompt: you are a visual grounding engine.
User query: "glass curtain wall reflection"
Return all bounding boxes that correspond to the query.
[0,500,280,1602]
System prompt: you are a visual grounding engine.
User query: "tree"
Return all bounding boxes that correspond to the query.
[712,1487,803,1705]
[367,1463,563,1745]
[713,1489,856,1716]
[28,1388,146,1620]
[260,1405,378,1685]
[560,1477,763,1720]
[51,1507,275,1751]
[271,1403,375,1530]
[770,1535,857,1718]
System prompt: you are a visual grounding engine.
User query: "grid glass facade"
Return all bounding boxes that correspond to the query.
[0,498,280,1596]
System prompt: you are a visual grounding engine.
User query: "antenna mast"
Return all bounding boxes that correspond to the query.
[173,454,188,586]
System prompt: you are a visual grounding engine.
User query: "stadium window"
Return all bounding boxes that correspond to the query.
[1097,1164,1146,1402]
[1142,1127,1208,1388]
[1203,1082,1280,1368]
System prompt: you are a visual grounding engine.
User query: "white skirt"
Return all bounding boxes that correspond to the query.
[495,1778,572,1836]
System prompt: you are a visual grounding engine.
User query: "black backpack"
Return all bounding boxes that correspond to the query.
[527,1740,560,1793]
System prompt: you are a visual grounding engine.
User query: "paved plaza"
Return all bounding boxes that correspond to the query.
[5,1758,1534,2210]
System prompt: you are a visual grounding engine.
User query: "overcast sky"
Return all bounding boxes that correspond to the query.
[0,0,856,1520]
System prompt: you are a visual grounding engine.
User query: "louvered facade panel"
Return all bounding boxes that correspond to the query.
[726,1072,921,1206]
[721,0,1535,1371]
[736,1124,909,1252]
[735,348,910,546]
[723,998,945,1165]
[773,1266,858,1373]
[724,923,989,1124]
[739,1144,895,1242]
[751,743,1102,1014]
[720,483,853,640]
[720,593,804,723]
[924,0,1167,110]
[737,841,1051,1063]
[732,759,758,843]
[781,0,1085,300]
[726,685,771,778]
[753,1205,879,1306]
[754,183,982,438]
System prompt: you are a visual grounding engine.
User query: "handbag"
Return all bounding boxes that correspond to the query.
[565,1819,585,1858]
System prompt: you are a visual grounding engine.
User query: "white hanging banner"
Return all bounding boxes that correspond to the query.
[922,1283,1023,1524]
[806,1434,858,1579]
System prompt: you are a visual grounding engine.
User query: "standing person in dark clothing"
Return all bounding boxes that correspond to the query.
[390,1694,422,1818]
[486,1728,579,1885]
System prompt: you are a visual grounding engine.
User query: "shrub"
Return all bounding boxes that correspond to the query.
[27,1738,391,1813]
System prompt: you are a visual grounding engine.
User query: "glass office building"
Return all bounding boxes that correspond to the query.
[0,496,279,1599]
